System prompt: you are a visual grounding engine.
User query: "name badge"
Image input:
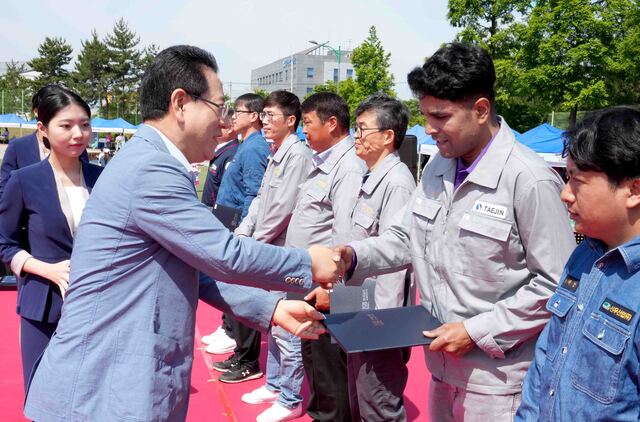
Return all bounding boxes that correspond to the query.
[472,200,507,219]
[600,298,635,325]
[561,276,579,293]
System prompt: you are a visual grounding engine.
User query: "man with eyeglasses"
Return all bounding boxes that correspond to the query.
[23,45,342,422]
[202,93,270,365]
[341,93,417,421]
[288,92,367,421]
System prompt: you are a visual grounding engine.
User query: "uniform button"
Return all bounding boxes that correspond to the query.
[597,330,605,340]
[548,389,555,396]
[577,304,584,311]
[553,301,560,308]
[596,262,604,269]
[561,347,568,354]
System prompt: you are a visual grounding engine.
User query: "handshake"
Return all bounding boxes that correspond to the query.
[307,244,354,289]
[272,244,353,340]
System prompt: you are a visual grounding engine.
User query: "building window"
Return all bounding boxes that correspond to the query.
[285,69,289,80]
[279,72,283,82]
[307,67,314,78]
[333,68,339,83]
[307,87,313,93]
[346,69,353,79]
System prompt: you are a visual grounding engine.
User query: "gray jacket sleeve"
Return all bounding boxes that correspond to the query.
[349,193,415,280]
[330,168,365,245]
[462,179,575,358]
[244,153,311,244]
[235,182,261,237]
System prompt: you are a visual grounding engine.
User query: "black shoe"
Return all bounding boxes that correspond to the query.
[218,363,263,383]
[212,356,239,373]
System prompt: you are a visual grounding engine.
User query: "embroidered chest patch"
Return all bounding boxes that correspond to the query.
[600,298,635,325]
[561,276,579,293]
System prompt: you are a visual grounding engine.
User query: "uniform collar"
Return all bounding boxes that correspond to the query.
[272,133,300,164]
[611,236,640,273]
[361,152,402,195]
[313,135,354,174]
[214,139,239,159]
[432,117,515,190]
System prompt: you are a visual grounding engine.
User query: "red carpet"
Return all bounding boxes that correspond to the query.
[0,289,431,421]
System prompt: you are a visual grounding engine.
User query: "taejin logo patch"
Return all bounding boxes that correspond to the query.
[472,201,507,219]
[561,276,579,293]
[600,298,635,325]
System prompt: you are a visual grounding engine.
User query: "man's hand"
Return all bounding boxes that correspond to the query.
[272,300,326,340]
[424,322,475,357]
[304,287,330,312]
[332,245,353,273]
[308,245,344,289]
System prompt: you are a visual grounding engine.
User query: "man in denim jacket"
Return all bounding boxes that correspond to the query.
[517,106,640,421]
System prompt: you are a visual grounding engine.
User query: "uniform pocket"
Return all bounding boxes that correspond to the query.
[544,291,576,362]
[455,213,512,282]
[109,328,188,421]
[571,313,629,404]
[410,197,440,259]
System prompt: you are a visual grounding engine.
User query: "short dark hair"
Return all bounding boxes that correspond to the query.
[37,86,91,149]
[355,93,409,150]
[140,45,218,121]
[407,42,495,103]
[563,106,640,186]
[264,90,301,130]
[31,84,65,114]
[301,92,350,131]
[235,93,265,114]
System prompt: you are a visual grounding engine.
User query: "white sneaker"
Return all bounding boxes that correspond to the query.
[201,326,226,345]
[256,402,302,422]
[241,385,279,405]
[204,330,237,354]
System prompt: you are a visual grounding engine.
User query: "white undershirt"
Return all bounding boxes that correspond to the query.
[64,186,88,234]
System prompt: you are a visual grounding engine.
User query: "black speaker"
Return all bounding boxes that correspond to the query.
[398,134,418,182]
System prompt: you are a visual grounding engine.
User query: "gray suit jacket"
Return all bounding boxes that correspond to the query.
[24,125,313,422]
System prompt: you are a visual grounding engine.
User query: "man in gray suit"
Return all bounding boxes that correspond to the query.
[24,45,341,422]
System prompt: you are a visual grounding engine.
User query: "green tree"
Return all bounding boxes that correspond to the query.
[72,30,110,112]
[310,26,395,122]
[448,0,531,57]
[105,18,142,121]
[403,99,426,127]
[0,62,31,116]
[253,87,269,99]
[518,0,628,127]
[29,36,73,89]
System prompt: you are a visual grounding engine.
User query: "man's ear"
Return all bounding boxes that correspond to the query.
[473,97,491,124]
[326,115,339,133]
[382,129,395,147]
[286,114,297,130]
[170,89,189,122]
[626,178,640,209]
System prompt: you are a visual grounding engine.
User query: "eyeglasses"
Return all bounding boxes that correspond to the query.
[259,112,290,123]
[232,110,254,117]
[190,93,229,119]
[352,126,386,138]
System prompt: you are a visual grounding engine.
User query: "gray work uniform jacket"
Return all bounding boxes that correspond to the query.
[285,136,366,249]
[235,134,313,246]
[349,152,415,310]
[350,120,576,394]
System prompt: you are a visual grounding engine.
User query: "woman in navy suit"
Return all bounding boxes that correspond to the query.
[0,87,102,390]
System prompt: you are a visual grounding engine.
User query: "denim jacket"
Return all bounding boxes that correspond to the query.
[517,236,640,421]
[216,131,270,218]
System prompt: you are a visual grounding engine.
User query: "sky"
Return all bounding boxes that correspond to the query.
[0,0,459,99]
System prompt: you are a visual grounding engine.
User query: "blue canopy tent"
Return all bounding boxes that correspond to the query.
[517,123,564,154]
[0,113,28,128]
[91,117,138,134]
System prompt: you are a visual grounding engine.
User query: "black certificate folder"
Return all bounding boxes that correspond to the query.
[323,306,442,353]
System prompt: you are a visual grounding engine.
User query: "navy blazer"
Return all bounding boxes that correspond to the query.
[0,132,39,198]
[0,159,102,322]
[201,139,240,206]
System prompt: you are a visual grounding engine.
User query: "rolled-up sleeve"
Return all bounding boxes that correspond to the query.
[463,179,575,358]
